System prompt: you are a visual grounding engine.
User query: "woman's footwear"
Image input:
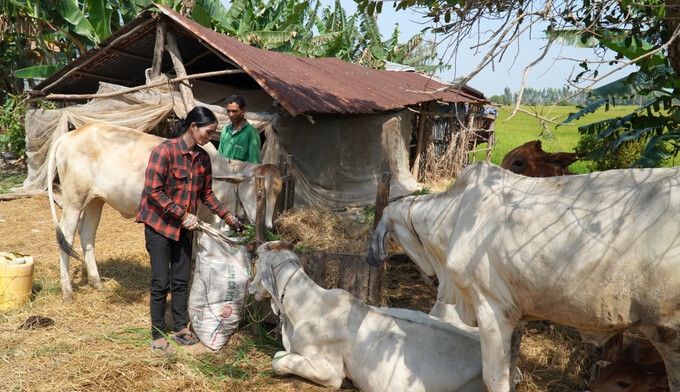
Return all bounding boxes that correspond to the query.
[151,339,175,355]
[170,331,199,346]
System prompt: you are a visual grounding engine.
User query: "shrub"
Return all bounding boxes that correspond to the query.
[0,94,27,157]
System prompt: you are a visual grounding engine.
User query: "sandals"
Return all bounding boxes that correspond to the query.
[151,340,175,356]
[171,331,199,346]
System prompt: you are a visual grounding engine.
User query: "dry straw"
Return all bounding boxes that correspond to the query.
[0,194,598,391]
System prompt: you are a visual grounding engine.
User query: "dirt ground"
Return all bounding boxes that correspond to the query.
[0,190,599,391]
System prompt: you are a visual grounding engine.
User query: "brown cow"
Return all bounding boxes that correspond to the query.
[586,342,669,392]
[501,140,584,177]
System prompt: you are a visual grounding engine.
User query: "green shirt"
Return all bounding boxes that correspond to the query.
[217,120,262,163]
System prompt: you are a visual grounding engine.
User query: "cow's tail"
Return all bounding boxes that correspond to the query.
[47,134,84,262]
[367,217,389,266]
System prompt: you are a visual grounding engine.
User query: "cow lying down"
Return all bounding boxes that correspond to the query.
[249,241,484,392]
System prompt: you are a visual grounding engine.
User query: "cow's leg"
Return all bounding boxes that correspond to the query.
[272,351,344,390]
[510,322,526,387]
[475,299,519,392]
[58,205,82,303]
[78,199,105,291]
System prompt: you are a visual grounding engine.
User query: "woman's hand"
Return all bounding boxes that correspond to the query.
[181,213,200,230]
[225,213,244,233]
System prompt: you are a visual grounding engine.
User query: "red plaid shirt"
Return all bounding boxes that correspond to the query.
[136,137,229,240]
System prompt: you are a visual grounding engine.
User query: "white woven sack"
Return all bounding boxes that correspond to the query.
[188,229,251,350]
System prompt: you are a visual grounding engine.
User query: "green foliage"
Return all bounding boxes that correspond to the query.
[412,186,431,195]
[0,93,27,157]
[0,170,25,194]
[576,133,652,171]
[211,0,441,72]
[352,206,375,224]
[239,224,283,243]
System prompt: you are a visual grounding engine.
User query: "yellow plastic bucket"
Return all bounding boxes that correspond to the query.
[0,252,34,311]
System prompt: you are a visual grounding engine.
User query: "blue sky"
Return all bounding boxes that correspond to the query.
[217,0,631,98]
[346,2,631,97]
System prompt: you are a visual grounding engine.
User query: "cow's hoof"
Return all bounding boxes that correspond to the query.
[63,292,75,304]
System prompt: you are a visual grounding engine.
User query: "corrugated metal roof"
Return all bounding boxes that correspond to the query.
[30,4,486,117]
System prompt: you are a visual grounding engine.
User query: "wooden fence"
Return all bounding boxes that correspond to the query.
[252,169,392,323]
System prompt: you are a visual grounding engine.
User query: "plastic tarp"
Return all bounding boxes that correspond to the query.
[23,75,420,209]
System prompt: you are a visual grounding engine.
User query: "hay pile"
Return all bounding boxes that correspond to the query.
[0,194,599,391]
[275,206,373,253]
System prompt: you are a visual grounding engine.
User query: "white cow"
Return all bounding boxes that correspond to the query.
[47,123,282,303]
[367,161,680,392]
[249,241,484,392]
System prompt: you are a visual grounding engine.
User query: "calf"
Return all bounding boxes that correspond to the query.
[586,342,669,392]
[249,241,484,392]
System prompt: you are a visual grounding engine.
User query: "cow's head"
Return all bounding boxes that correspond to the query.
[501,140,584,177]
[583,342,669,392]
[234,164,282,230]
[249,241,296,314]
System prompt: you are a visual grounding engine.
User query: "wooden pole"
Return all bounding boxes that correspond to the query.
[255,176,265,244]
[411,105,426,180]
[164,31,195,112]
[373,172,391,229]
[26,69,245,103]
[149,19,166,79]
[285,154,295,210]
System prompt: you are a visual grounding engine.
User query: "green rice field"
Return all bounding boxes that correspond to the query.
[474,105,639,174]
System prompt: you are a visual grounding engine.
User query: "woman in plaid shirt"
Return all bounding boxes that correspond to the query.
[136,106,243,354]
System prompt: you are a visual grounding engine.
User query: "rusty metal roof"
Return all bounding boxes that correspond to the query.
[29,4,486,117]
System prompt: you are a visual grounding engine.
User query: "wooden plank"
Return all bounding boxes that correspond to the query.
[367,262,383,307]
[412,112,425,178]
[296,250,325,287]
[374,172,391,229]
[336,253,358,299]
[292,250,381,306]
[255,176,265,244]
[0,192,39,201]
[285,154,295,210]
[274,158,287,219]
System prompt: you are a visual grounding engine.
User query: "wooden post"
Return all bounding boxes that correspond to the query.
[374,172,391,229]
[149,19,166,79]
[164,31,195,112]
[255,176,265,245]
[285,154,295,210]
[296,250,326,287]
[411,104,427,180]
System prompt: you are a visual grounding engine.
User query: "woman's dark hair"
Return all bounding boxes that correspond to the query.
[172,106,218,138]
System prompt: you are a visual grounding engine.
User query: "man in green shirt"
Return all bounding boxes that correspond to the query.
[218,95,262,163]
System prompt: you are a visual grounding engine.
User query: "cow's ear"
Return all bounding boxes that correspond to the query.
[214,174,248,184]
[531,140,543,151]
[262,262,280,310]
[549,152,583,168]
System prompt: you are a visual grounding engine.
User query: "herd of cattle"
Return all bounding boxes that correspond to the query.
[46,125,673,392]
